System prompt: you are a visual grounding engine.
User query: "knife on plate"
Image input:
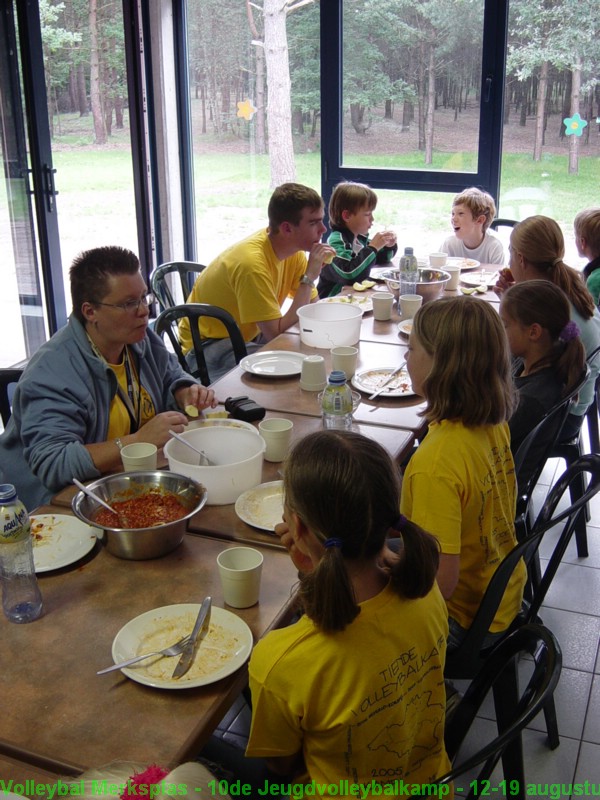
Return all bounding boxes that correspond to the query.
[368,362,407,401]
[172,596,212,679]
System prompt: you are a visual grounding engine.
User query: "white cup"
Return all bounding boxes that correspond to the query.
[445,265,461,291]
[330,346,359,378]
[371,291,394,321]
[120,443,158,471]
[399,294,423,319]
[258,418,294,462]
[217,546,264,608]
[300,355,327,391]
[429,252,448,268]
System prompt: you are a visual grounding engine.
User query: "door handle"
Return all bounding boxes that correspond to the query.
[43,164,59,212]
[484,75,493,103]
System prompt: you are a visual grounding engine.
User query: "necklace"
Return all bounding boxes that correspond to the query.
[86,333,141,432]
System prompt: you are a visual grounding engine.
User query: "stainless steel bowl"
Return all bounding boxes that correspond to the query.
[71,471,207,560]
[382,267,451,303]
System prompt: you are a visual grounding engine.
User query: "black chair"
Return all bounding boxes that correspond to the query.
[0,368,24,427]
[150,261,206,311]
[439,624,561,800]
[154,303,247,386]
[547,345,600,558]
[489,217,518,232]
[445,455,600,782]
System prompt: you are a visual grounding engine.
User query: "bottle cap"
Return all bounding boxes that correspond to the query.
[0,484,17,501]
[328,370,347,385]
[404,247,414,255]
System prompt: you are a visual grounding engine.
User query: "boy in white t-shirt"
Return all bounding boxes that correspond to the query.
[441,187,505,264]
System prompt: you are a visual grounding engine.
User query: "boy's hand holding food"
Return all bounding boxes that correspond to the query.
[493,267,514,297]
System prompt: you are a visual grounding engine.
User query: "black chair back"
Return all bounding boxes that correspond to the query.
[0,368,24,427]
[154,303,247,387]
[489,217,518,231]
[439,624,562,800]
[150,262,206,310]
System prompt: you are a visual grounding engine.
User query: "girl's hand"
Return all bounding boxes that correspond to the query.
[493,267,515,297]
[175,384,217,414]
[275,520,314,575]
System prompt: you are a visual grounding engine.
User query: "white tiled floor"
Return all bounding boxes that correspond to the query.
[454,453,600,792]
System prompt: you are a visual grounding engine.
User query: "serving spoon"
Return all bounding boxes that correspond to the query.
[73,477,130,527]
[168,430,216,466]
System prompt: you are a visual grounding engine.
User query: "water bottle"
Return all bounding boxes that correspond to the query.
[0,484,43,623]
[399,247,419,295]
[321,370,353,431]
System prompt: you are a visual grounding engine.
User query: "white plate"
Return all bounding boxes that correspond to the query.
[352,367,415,397]
[460,269,499,287]
[30,514,97,573]
[446,256,481,271]
[240,350,306,377]
[318,295,373,314]
[112,604,253,689]
[235,481,284,532]
[370,267,392,281]
[397,319,413,337]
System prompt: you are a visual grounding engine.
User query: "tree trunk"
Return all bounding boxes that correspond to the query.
[246,0,266,154]
[417,42,425,151]
[424,45,435,165]
[89,0,106,144]
[569,57,582,175]
[263,0,296,187]
[533,61,549,162]
[384,99,393,120]
[401,101,412,132]
[350,103,368,134]
[77,62,88,116]
[560,70,572,138]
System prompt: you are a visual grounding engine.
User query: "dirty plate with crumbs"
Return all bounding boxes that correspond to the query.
[235,481,284,532]
[352,367,415,398]
[111,604,253,689]
[31,514,97,573]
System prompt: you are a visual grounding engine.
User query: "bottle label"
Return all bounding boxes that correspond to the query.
[0,502,30,544]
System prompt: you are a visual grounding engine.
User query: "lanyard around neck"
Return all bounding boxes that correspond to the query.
[87,335,141,433]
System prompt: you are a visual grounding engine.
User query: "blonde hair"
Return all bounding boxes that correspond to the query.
[412,296,516,426]
[574,207,600,258]
[452,187,497,233]
[510,215,595,319]
[328,181,378,226]
[66,762,229,800]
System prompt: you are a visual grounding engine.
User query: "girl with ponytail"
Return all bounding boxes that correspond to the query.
[246,431,450,792]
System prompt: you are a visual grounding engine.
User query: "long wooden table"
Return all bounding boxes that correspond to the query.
[0,518,298,776]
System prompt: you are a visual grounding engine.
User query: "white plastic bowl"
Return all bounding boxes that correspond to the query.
[297,303,362,348]
[164,427,266,505]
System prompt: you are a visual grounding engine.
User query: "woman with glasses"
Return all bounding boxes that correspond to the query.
[0,246,215,508]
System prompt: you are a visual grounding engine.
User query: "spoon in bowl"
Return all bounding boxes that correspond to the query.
[168,430,216,466]
[72,477,130,525]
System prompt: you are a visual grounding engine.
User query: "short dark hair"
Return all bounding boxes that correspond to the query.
[70,246,140,322]
[268,183,323,233]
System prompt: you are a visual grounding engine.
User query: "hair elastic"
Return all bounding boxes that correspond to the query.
[324,537,343,549]
[559,320,580,343]
[392,514,408,532]
[552,257,562,267]
[121,766,170,800]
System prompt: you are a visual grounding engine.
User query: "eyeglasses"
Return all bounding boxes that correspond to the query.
[95,293,155,314]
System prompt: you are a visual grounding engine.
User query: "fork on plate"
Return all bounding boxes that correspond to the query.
[97,633,191,675]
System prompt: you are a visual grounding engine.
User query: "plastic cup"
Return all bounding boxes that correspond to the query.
[371,292,394,321]
[300,355,327,391]
[217,546,263,608]
[399,294,423,319]
[429,252,448,267]
[330,346,359,378]
[445,265,461,291]
[258,418,294,462]
[120,443,158,471]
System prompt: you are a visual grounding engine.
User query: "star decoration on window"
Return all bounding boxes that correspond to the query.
[563,112,588,137]
[237,99,257,121]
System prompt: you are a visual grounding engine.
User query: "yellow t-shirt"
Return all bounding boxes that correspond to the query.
[106,357,155,439]
[401,419,525,633]
[247,583,451,798]
[178,228,314,350]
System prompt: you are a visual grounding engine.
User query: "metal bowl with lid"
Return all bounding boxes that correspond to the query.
[382,267,451,303]
[72,471,207,560]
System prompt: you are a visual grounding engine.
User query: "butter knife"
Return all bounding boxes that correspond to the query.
[368,362,407,401]
[172,596,212,679]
